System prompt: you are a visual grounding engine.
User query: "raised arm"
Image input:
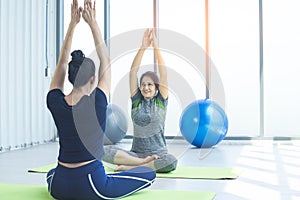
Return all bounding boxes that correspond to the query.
[152,31,168,99]
[130,29,152,97]
[49,0,81,91]
[82,0,111,98]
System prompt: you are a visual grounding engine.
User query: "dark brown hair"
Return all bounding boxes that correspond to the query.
[140,71,159,90]
[68,50,96,88]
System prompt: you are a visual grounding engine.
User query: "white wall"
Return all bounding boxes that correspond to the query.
[0,0,58,151]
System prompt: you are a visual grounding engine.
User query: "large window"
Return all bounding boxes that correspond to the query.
[159,0,206,136]
[110,0,206,136]
[209,0,260,136]
[63,0,300,138]
[263,0,300,137]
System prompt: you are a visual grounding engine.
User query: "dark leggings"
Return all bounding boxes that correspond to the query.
[46,160,156,200]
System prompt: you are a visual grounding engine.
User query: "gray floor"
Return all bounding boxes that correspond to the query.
[1,139,300,200]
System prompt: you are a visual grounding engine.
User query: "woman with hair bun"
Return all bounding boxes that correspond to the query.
[46,0,155,199]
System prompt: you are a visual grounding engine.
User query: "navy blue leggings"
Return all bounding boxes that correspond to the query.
[46,160,156,200]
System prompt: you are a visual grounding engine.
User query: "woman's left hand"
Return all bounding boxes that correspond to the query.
[71,0,82,25]
[141,29,153,49]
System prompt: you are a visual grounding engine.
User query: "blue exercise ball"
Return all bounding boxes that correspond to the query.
[179,99,228,148]
[104,104,128,145]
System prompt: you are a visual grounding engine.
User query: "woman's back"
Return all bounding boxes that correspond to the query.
[47,88,108,163]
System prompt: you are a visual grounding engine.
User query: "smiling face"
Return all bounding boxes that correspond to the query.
[140,76,156,99]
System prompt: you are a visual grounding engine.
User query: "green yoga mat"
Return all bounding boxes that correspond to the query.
[0,184,51,200]
[0,184,216,200]
[28,163,241,179]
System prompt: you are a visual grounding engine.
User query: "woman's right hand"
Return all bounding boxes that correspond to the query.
[82,0,96,26]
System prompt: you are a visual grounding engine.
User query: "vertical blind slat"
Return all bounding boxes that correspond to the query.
[0,0,56,151]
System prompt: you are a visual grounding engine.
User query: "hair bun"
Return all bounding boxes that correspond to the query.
[71,50,85,65]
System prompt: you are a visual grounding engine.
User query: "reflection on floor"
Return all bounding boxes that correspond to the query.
[1,139,300,200]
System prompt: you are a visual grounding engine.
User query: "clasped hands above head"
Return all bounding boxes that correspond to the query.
[70,0,97,26]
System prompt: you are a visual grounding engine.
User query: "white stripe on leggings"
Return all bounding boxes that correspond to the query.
[88,173,154,199]
[46,172,55,194]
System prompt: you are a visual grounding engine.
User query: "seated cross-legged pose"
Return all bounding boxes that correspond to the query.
[103,29,178,173]
[46,1,155,199]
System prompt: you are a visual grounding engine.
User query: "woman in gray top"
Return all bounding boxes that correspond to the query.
[103,29,177,173]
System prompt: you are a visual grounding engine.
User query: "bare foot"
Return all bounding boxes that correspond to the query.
[114,165,133,172]
[114,155,160,172]
[142,155,160,164]
[114,165,124,172]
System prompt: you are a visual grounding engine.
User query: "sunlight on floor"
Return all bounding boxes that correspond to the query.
[224,180,282,200]
[223,142,300,200]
